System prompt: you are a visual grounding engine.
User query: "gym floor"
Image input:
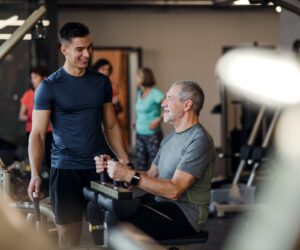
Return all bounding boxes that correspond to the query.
[76,213,240,250]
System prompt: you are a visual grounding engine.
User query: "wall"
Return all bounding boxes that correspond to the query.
[60,8,279,147]
[280,0,300,48]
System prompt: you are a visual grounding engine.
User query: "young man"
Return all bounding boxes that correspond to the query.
[92,81,215,240]
[27,22,129,247]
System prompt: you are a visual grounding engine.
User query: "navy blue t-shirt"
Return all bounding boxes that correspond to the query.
[34,67,112,169]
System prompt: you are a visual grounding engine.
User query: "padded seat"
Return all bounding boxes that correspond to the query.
[158,230,209,246]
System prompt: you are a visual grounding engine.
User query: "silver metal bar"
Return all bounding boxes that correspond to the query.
[246,109,281,187]
[232,106,266,185]
[0,5,46,61]
[9,202,55,225]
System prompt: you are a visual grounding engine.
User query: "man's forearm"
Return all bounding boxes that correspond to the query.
[28,132,45,177]
[105,123,129,162]
[137,173,179,200]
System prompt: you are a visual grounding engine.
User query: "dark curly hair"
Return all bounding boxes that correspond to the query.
[58,22,90,43]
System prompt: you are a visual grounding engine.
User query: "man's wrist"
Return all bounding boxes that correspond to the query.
[126,162,135,169]
[129,172,141,186]
[31,171,40,178]
[125,168,135,183]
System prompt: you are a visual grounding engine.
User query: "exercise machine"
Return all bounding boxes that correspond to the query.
[211,108,280,217]
[85,168,209,249]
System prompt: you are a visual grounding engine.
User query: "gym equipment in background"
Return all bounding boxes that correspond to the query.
[210,107,280,217]
[216,47,300,250]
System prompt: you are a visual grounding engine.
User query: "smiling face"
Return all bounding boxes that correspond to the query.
[162,85,186,124]
[61,35,92,71]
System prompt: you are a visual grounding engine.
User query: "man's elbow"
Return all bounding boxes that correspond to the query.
[168,190,182,201]
[29,130,46,143]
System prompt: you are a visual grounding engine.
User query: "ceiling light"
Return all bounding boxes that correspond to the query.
[275,5,282,12]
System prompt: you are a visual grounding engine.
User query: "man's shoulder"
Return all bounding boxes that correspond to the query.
[86,68,107,79]
[190,124,215,152]
[46,67,65,84]
[178,124,215,151]
[189,124,211,139]
[86,68,111,86]
[161,130,176,145]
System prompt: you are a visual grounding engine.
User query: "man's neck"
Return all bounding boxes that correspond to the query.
[63,63,86,77]
[173,114,199,133]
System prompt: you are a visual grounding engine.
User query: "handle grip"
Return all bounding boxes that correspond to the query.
[33,192,41,222]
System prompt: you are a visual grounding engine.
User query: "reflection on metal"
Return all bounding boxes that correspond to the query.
[0,5,46,61]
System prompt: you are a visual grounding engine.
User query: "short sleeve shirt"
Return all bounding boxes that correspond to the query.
[135,87,164,135]
[153,124,215,232]
[34,67,112,169]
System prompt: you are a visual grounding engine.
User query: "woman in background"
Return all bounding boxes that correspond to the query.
[92,58,123,116]
[135,67,164,171]
[19,65,52,170]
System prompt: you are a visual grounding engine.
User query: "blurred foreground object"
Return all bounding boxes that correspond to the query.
[215,48,300,107]
[216,48,300,250]
[0,190,52,250]
[109,223,165,250]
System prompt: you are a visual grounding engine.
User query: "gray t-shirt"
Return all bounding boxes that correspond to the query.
[153,123,215,232]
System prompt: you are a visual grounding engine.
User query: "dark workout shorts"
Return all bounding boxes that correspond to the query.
[50,168,99,224]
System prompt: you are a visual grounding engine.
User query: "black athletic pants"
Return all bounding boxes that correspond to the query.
[86,200,196,241]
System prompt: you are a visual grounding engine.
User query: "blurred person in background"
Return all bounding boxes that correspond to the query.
[134,67,164,171]
[19,66,52,171]
[92,58,123,117]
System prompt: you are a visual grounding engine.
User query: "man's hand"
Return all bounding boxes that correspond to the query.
[107,160,134,183]
[27,175,42,201]
[94,154,111,173]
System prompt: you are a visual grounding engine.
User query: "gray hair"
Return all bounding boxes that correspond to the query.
[172,81,205,116]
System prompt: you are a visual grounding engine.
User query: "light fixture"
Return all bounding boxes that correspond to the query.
[275,5,282,12]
